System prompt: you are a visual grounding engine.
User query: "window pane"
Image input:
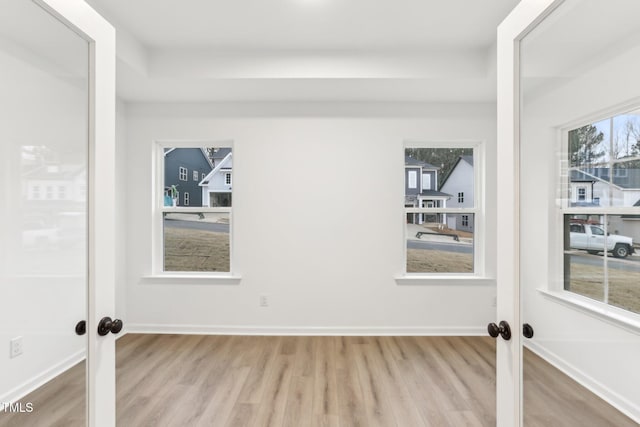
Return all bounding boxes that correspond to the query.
[163,212,230,272]
[406,214,474,273]
[163,147,232,207]
[606,215,639,313]
[612,109,640,161]
[568,119,609,168]
[564,215,606,302]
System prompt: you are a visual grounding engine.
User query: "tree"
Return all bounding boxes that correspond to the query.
[568,124,605,167]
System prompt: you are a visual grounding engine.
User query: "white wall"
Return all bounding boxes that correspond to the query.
[520,32,640,420]
[121,103,498,334]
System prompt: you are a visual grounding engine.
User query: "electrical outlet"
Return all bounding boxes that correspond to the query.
[259,295,269,307]
[10,336,23,358]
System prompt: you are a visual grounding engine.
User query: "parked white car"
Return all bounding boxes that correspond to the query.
[569,222,635,258]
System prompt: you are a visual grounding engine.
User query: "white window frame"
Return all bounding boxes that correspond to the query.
[152,140,237,280]
[225,172,232,186]
[183,191,189,206]
[193,170,198,181]
[557,108,640,320]
[577,187,586,201]
[179,166,188,181]
[401,140,485,278]
[458,192,464,203]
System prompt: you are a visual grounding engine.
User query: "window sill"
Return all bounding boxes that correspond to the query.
[395,276,495,286]
[141,274,241,285]
[538,289,640,334]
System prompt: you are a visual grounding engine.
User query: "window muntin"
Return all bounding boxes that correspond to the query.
[404,146,478,274]
[563,109,640,314]
[225,172,232,186]
[458,192,464,203]
[159,145,233,274]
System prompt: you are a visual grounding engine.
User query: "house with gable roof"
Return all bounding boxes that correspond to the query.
[200,148,233,207]
[440,155,474,232]
[164,148,214,207]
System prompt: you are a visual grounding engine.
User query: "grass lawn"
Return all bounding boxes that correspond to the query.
[164,227,229,272]
[407,248,473,273]
[569,261,640,314]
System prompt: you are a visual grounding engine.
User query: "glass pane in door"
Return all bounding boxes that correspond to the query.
[0,0,89,425]
[520,0,640,425]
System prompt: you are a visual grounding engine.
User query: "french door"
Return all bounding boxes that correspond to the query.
[0,0,115,426]
[498,0,640,425]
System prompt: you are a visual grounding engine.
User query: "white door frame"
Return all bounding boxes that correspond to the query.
[496,0,563,425]
[35,1,116,426]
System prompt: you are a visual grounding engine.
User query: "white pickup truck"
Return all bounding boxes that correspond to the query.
[569,222,635,258]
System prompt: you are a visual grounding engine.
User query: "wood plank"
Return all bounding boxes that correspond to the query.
[2,335,637,427]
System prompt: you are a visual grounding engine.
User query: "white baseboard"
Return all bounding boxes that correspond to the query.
[0,350,86,405]
[525,341,640,424]
[125,323,486,336]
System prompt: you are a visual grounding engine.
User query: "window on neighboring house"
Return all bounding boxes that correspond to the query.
[159,144,233,274]
[422,173,431,190]
[404,145,478,274]
[564,109,640,315]
[408,170,417,189]
[179,166,188,181]
[577,187,586,201]
[225,172,232,186]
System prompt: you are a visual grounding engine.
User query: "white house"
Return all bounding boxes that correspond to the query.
[199,149,232,207]
[440,155,474,231]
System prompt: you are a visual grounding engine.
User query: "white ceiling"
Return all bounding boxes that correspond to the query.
[85,0,521,103]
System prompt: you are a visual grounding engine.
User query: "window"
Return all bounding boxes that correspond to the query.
[404,145,479,274]
[577,187,586,201]
[201,172,205,181]
[225,172,232,186]
[407,171,417,189]
[563,109,640,314]
[159,144,233,273]
[179,166,188,181]
[422,173,431,190]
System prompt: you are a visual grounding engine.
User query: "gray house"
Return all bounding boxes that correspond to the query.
[164,148,214,207]
[404,156,452,224]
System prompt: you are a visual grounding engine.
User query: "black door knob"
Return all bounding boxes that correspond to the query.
[487,320,512,340]
[75,320,86,336]
[97,317,124,336]
[523,323,534,339]
[111,318,123,334]
[97,317,113,336]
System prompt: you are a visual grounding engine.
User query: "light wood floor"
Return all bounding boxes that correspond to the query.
[1,335,636,426]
